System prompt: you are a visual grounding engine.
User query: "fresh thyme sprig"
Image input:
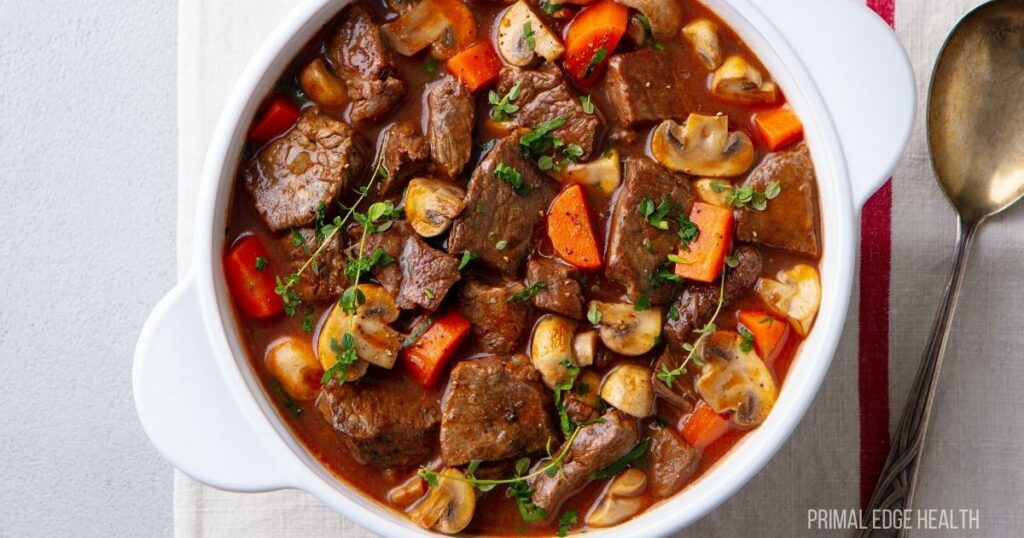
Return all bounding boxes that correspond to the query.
[656,269,728,386]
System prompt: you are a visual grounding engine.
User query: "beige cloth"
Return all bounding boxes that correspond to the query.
[175,0,1023,535]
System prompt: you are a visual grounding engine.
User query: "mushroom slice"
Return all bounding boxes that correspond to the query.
[651,114,755,178]
[587,468,648,527]
[695,331,778,428]
[600,364,656,417]
[755,264,821,336]
[574,369,603,409]
[409,468,476,534]
[404,177,466,238]
[711,55,779,105]
[380,0,477,60]
[497,1,565,67]
[388,475,427,508]
[683,19,722,70]
[318,284,401,371]
[265,337,323,400]
[298,58,348,109]
[616,0,683,41]
[555,149,622,195]
[589,301,662,356]
[693,178,734,207]
[573,330,599,367]
[530,314,579,389]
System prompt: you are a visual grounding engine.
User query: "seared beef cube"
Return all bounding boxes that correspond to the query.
[456,279,529,354]
[663,245,762,347]
[736,143,820,256]
[352,221,459,311]
[427,78,475,178]
[563,392,600,424]
[280,228,349,303]
[327,5,406,123]
[603,49,694,126]
[646,423,697,497]
[395,233,460,311]
[448,137,558,276]
[316,379,440,468]
[605,157,695,304]
[244,108,369,231]
[656,246,762,408]
[440,356,557,465]
[529,410,639,512]
[497,65,602,159]
[527,258,585,320]
[378,122,430,196]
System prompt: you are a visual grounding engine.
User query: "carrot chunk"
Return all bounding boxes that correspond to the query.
[563,0,629,86]
[248,95,299,144]
[547,184,603,270]
[223,235,284,319]
[673,202,734,283]
[753,106,804,151]
[402,312,472,389]
[446,40,503,93]
[737,310,790,365]
[680,401,733,449]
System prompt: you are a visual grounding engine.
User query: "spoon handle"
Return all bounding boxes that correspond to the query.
[860,218,980,537]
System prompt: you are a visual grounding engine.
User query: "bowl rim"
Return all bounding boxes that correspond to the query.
[189,0,857,535]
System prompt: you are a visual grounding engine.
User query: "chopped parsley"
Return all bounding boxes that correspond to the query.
[584,47,608,78]
[423,288,435,300]
[557,510,578,537]
[495,162,530,195]
[520,117,567,157]
[592,438,651,479]
[739,327,755,353]
[495,240,509,251]
[488,82,521,121]
[254,257,269,271]
[677,215,700,248]
[726,181,782,211]
[580,94,595,115]
[458,251,478,270]
[638,196,675,230]
[509,281,547,304]
[587,303,602,326]
[635,294,652,311]
[420,58,439,74]
[524,21,536,51]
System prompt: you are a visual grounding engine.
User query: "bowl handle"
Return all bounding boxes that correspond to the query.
[133,275,293,492]
[749,0,917,210]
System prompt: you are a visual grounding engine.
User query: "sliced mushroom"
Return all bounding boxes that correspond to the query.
[651,113,755,178]
[711,55,779,105]
[589,301,662,356]
[318,284,401,371]
[683,19,722,70]
[616,0,683,41]
[298,58,348,109]
[695,331,778,428]
[497,1,565,66]
[755,264,821,336]
[409,468,476,534]
[573,330,599,367]
[530,314,579,389]
[404,178,466,238]
[265,337,323,400]
[600,364,656,417]
[693,178,734,207]
[555,149,622,195]
[388,475,427,508]
[587,468,648,527]
[574,369,603,409]
[380,0,477,60]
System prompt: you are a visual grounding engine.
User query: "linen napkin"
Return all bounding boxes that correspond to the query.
[175,0,1024,535]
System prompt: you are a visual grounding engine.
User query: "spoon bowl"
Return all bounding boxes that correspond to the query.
[928,0,1024,223]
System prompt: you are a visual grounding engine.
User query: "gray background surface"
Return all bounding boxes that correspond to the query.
[0,1,176,536]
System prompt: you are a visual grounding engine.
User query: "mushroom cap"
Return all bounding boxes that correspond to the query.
[695,331,778,428]
[530,314,579,389]
[617,0,683,41]
[381,0,477,60]
[497,1,565,67]
[600,364,656,418]
[651,113,755,178]
[317,284,401,371]
[589,301,662,356]
[711,55,779,105]
[556,148,622,195]
[409,468,476,534]
[404,177,466,238]
[683,18,722,70]
[755,264,821,336]
[265,336,323,400]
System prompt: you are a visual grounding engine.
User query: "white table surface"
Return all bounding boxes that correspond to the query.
[0,0,177,536]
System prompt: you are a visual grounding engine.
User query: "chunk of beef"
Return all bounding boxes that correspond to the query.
[395,233,460,311]
[497,65,602,159]
[527,258,585,319]
[427,78,475,178]
[605,157,695,304]
[440,356,557,466]
[456,279,529,354]
[563,392,599,424]
[351,221,459,311]
[736,143,820,256]
[529,410,639,512]
[378,122,430,196]
[327,5,406,123]
[647,423,697,497]
[244,108,369,231]
[280,228,348,303]
[603,48,695,126]
[316,379,440,468]
[448,137,558,276]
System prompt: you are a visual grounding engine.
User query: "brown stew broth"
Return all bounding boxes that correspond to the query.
[224,1,822,535]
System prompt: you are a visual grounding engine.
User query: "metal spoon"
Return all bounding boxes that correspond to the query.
[862,1,1024,535]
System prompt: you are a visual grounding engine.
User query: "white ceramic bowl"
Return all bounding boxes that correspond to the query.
[134,0,915,535]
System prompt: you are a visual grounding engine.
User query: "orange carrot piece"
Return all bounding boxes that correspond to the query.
[753,106,804,151]
[223,235,284,319]
[563,0,629,86]
[737,310,791,365]
[248,95,299,144]
[446,40,502,93]
[674,202,734,283]
[680,401,733,449]
[402,312,472,389]
[547,184,603,270]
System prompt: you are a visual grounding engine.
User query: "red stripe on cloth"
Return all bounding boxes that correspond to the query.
[859,0,895,509]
